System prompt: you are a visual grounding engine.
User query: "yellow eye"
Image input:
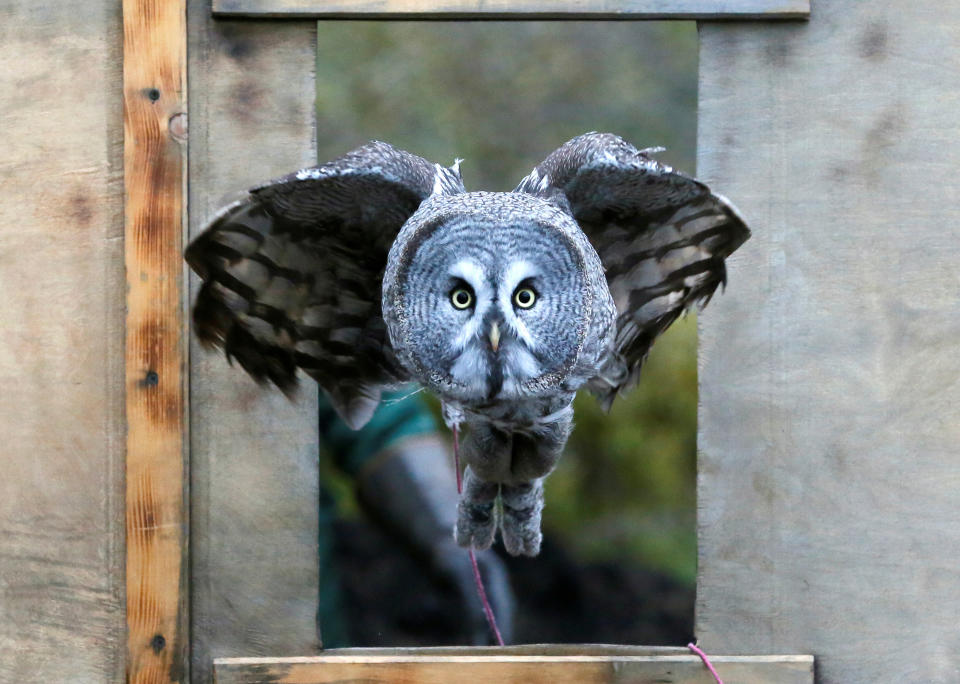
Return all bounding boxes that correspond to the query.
[450,288,473,310]
[514,287,536,309]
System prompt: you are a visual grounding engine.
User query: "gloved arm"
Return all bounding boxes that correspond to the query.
[319,391,515,644]
[355,433,514,644]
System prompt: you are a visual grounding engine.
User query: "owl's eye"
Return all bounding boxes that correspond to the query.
[514,287,537,309]
[450,287,474,310]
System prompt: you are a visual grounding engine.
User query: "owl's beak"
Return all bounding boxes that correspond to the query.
[488,321,501,353]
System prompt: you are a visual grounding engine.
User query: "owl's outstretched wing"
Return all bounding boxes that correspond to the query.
[516,132,749,408]
[186,141,464,428]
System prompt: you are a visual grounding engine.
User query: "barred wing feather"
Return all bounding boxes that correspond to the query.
[516,132,750,408]
[186,141,464,428]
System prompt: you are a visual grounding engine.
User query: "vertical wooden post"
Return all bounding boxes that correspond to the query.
[697,2,960,681]
[187,8,319,680]
[123,0,188,682]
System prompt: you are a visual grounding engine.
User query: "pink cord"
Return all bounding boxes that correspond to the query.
[452,424,504,646]
[687,642,724,684]
[453,424,463,494]
[469,548,504,645]
[454,427,721,658]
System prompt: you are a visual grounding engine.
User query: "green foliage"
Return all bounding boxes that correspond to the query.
[317,20,699,583]
[549,316,698,583]
[316,21,698,185]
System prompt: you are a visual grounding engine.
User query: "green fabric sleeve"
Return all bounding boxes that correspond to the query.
[317,387,438,477]
[316,484,349,648]
[316,386,438,647]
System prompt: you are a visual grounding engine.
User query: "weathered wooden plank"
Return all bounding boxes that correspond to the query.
[213,0,809,19]
[697,2,960,682]
[124,0,188,681]
[322,645,690,656]
[0,2,126,682]
[187,7,320,683]
[214,652,814,684]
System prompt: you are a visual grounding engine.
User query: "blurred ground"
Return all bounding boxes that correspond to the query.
[334,519,694,646]
[317,19,699,641]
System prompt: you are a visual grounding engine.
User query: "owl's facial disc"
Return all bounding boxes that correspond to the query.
[398,214,586,404]
[443,257,546,401]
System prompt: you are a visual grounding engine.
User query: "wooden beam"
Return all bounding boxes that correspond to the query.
[0,2,126,681]
[696,2,960,681]
[123,0,188,681]
[214,649,814,684]
[187,8,320,682]
[322,645,692,656]
[213,0,809,19]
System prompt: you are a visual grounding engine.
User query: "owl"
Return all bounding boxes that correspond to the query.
[186,133,749,557]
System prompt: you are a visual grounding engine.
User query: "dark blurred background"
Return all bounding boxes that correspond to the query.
[315,20,699,645]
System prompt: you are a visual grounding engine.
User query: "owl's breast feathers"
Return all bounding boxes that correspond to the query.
[442,392,576,437]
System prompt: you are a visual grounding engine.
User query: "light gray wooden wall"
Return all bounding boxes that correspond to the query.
[0,2,126,682]
[187,4,321,683]
[697,2,960,682]
[9,1,957,682]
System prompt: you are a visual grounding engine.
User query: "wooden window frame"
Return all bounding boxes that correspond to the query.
[211,0,810,19]
[122,1,810,682]
[215,647,814,683]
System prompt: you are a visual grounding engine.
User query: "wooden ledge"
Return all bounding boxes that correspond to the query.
[214,645,814,683]
[212,0,811,20]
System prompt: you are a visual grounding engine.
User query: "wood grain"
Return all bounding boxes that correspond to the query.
[187,7,320,683]
[0,2,126,681]
[697,2,960,682]
[213,0,809,18]
[214,651,814,684]
[321,645,691,656]
[124,0,188,681]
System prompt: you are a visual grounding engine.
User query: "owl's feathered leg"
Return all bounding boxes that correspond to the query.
[500,479,545,557]
[454,467,500,551]
[455,414,571,556]
[462,422,513,483]
[507,421,572,482]
[498,417,570,556]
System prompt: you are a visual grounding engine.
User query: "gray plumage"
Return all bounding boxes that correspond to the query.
[186,133,749,556]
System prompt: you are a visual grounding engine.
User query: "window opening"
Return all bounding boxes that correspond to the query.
[315,19,699,646]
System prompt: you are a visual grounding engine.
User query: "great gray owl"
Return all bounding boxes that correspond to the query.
[186,132,749,557]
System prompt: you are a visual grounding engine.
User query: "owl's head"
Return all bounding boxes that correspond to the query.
[384,192,609,405]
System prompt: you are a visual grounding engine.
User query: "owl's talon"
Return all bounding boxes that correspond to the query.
[500,481,545,557]
[456,467,500,550]
[500,505,543,557]
[454,500,498,550]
